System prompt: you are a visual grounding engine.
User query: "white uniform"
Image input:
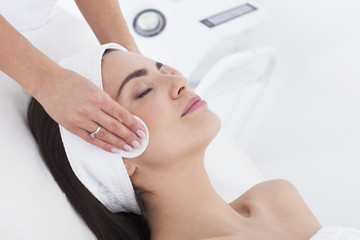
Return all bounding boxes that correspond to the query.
[310,226,360,240]
[0,0,57,31]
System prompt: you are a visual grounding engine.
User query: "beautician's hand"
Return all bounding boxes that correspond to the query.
[37,67,145,153]
[1,3,145,153]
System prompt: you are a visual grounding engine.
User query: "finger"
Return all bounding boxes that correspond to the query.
[94,111,142,149]
[89,123,137,152]
[101,96,146,138]
[73,128,117,153]
[87,121,102,137]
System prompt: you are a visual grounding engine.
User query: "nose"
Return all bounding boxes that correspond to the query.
[169,75,188,99]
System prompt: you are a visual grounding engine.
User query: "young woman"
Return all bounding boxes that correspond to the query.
[28,45,354,240]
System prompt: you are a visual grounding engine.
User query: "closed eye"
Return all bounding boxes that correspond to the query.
[137,88,153,99]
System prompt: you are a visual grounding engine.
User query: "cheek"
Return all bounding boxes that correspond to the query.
[140,109,221,164]
[130,100,176,145]
[142,112,176,151]
[126,96,221,166]
[131,106,181,161]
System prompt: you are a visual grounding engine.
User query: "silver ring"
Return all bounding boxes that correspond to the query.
[90,126,101,138]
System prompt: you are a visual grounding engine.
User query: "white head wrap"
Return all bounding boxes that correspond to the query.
[58,43,149,214]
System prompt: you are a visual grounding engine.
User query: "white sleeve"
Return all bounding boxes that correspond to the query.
[0,0,57,31]
[310,226,360,240]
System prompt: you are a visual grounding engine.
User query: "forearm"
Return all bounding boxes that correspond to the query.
[74,0,140,53]
[0,15,61,98]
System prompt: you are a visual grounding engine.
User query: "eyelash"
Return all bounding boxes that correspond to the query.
[136,88,153,99]
[134,63,163,99]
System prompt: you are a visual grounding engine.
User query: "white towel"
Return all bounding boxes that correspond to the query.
[58,43,149,214]
[310,226,360,240]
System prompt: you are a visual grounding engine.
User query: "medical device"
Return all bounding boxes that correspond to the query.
[119,0,277,139]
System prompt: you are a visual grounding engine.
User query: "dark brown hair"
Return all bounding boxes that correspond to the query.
[27,97,150,240]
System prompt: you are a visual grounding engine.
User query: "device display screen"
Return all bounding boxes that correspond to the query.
[200,3,257,28]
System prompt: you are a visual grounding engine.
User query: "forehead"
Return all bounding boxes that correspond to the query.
[101,51,152,97]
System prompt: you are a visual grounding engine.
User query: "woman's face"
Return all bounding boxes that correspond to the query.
[101,50,220,169]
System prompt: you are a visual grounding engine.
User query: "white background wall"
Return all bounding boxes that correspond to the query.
[237,0,360,228]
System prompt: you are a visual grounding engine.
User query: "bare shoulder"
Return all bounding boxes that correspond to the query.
[231,179,299,200]
[250,179,300,199]
[251,179,298,192]
[219,179,321,240]
[230,179,305,213]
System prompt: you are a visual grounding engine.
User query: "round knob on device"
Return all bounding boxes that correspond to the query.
[133,9,166,37]
[137,11,160,31]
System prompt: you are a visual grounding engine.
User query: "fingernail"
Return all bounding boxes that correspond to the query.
[111,148,121,154]
[123,144,133,152]
[136,130,146,139]
[132,140,141,149]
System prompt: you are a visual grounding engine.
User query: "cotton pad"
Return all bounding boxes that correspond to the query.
[120,115,149,158]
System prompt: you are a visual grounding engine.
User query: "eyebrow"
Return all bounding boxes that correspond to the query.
[116,62,163,99]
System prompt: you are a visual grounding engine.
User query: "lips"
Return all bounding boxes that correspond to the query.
[181,95,206,117]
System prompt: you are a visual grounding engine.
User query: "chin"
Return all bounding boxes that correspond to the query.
[205,110,222,142]
[190,109,221,151]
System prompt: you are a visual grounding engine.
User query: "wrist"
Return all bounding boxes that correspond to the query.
[29,59,63,101]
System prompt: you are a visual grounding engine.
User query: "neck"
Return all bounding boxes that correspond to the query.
[143,153,245,240]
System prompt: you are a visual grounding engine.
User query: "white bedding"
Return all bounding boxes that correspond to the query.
[310,226,360,240]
